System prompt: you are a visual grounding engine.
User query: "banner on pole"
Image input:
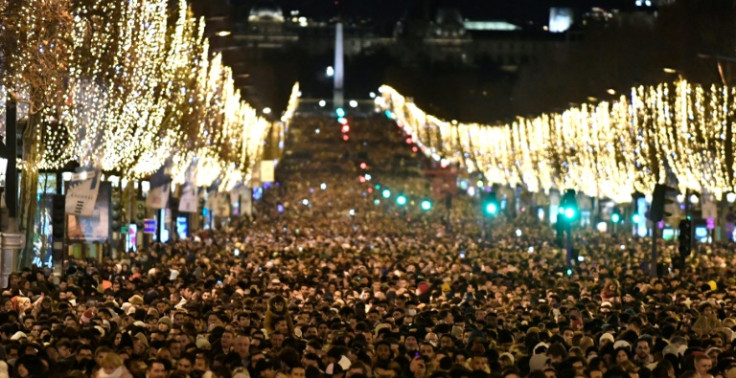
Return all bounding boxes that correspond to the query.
[65,168,102,217]
[250,163,261,188]
[702,194,718,220]
[178,183,198,213]
[146,167,171,209]
[260,160,275,183]
[240,187,252,217]
[67,182,110,242]
[216,192,231,217]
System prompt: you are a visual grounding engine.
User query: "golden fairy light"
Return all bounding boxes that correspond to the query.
[378,79,736,202]
[0,0,279,193]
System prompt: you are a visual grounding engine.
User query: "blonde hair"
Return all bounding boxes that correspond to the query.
[99,352,124,369]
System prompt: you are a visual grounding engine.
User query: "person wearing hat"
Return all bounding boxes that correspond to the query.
[599,332,615,349]
[157,317,173,333]
[133,332,148,358]
[693,302,721,337]
[529,343,549,372]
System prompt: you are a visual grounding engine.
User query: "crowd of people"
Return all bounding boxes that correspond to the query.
[0,115,735,378]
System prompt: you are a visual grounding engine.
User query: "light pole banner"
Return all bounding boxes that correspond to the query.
[241,187,252,216]
[260,160,275,183]
[206,189,217,212]
[250,163,261,188]
[146,167,171,209]
[65,168,101,217]
[702,194,718,220]
[215,192,231,217]
[67,182,110,242]
[178,183,198,213]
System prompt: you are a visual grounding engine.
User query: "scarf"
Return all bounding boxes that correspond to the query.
[97,366,125,378]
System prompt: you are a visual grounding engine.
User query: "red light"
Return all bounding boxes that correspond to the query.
[339,118,348,125]
[342,135,349,141]
[405,138,412,144]
[359,176,366,183]
[341,125,350,133]
[359,162,367,170]
[412,146,418,152]
[368,188,373,193]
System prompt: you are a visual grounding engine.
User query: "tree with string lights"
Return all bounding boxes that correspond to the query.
[379,79,736,203]
[0,0,282,266]
[0,0,75,264]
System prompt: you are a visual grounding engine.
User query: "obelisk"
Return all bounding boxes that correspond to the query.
[333,22,344,109]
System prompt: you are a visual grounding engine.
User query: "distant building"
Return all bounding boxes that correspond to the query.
[236,0,297,49]
[230,1,662,68]
[248,0,285,23]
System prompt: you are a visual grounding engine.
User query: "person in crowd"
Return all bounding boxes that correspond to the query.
[3,115,736,378]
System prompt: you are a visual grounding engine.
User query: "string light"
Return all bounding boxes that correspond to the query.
[2,0,296,193]
[378,78,736,202]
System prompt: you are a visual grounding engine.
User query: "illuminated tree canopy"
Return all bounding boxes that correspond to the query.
[0,0,292,188]
[379,80,736,202]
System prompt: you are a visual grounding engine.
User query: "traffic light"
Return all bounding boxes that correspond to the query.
[632,214,643,223]
[111,191,122,231]
[611,207,622,223]
[339,117,350,133]
[678,219,692,260]
[649,183,676,222]
[135,201,146,228]
[420,199,432,211]
[559,189,578,222]
[335,107,345,118]
[396,194,407,206]
[381,189,391,199]
[482,192,499,216]
[52,194,65,241]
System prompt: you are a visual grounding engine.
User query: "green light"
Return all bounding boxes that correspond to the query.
[374,199,380,206]
[611,213,621,223]
[396,195,407,206]
[381,189,391,199]
[564,208,576,219]
[335,107,345,118]
[375,184,381,190]
[485,203,498,215]
[632,214,642,223]
[420,200,432,211]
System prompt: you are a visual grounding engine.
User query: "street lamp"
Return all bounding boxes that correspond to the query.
[396,195,407,206]
[727,192,736,203]
[381,189,391,199]
[420,199,432,211]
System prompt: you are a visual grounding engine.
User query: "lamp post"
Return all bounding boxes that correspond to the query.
[1,98,23,287]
